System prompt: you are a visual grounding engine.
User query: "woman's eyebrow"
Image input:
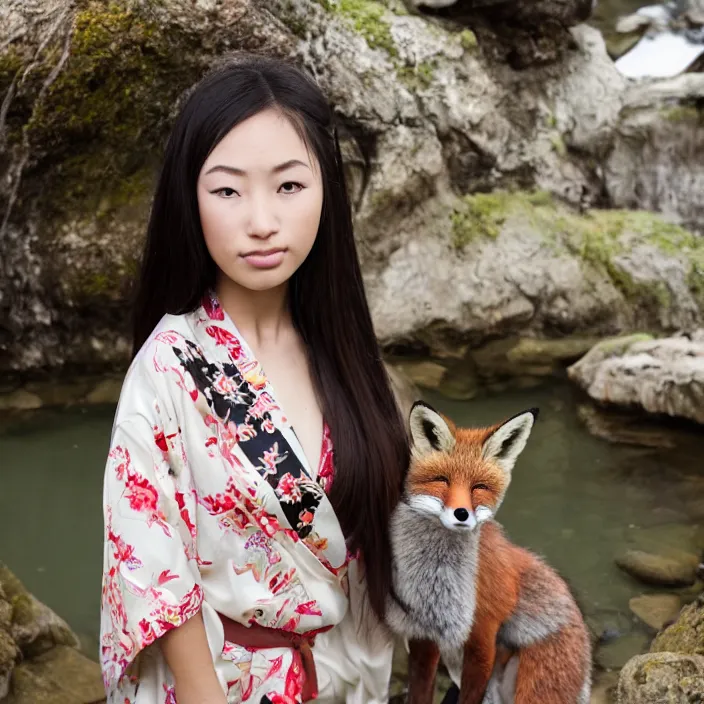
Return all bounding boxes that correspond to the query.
[204,159,310,176]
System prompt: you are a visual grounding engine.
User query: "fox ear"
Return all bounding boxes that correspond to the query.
[482,408,538,476]
[409,401,456,458]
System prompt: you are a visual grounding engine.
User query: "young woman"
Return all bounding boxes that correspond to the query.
[99,54,410,704]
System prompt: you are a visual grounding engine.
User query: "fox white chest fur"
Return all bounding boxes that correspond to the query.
[387,501,481,650]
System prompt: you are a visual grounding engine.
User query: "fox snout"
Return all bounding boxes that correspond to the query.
[406,494,493,532]
[440,503,493,531]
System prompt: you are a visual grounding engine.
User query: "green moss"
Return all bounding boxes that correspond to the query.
[29,3,163,142]
[450,190,554,249]
[0,45,26,97]
[550,132,567,156]
[459,29,478,51]
[23,1,201,217]
[660,105,702,124]
[651,597,704,655]
[560,209,700,305]
[449,189,704,310]
[592,333,654,356]
[10,594,36,627]
[323,0,397,56]
[397,59,436,91]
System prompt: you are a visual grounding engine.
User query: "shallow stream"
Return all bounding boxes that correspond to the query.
[1,379,702,673]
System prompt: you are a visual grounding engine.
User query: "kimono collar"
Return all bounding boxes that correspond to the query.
[180,291,337,550]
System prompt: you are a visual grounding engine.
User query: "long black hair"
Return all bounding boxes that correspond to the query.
[131,54,409,620]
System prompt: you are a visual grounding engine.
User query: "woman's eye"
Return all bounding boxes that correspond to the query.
[279,181,303,194]
[213,187,238,198]
[472,483,489,492]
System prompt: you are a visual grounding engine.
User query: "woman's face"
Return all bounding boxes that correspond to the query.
[197,108,324,293]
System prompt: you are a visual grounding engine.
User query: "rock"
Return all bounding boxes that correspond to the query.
[618,652,704,703]
[404,0,595,69]
[0,562,96,702]
[83,377,123,405]
[1,0,703,380]
[6,646,105,704]
[385,362,421,422]
[615,549,698,588]
[605,74,704,231]
[0,564,79,658]
[470,336,600,382]
[651,595,704,655]
[437,364,480,401]
[0,390,42,412]
[0,598,19,700]
[393,360,448,391]
[625,523,704,560]
[615,14,653,34]
[629,594,683,631]
[370,195,704,358]
[1,0,293,379]
[568,331,704,425]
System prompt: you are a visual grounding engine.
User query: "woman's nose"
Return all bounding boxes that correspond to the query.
[247,195,278,238]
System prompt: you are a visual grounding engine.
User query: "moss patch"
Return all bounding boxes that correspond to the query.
[396,59,436,91]
[550,132,567,156]
[449,189,704,309]
[651,597,704,655]
[23,1,202,218]
[660,105,702,124]
[321,0,398,56]
[459,29,478,51]
[0,44,26,100]
[451,190,553,248]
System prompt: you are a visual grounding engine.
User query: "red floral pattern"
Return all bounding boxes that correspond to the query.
[99,293,357,704]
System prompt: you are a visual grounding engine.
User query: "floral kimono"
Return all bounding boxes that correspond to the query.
[100,292,395,704]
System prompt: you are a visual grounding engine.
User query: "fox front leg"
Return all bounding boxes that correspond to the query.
[458,619,500,704]
[407,638,441,704]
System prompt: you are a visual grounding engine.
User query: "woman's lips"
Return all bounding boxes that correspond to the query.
[241,248,287,269]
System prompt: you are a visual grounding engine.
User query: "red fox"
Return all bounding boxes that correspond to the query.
[387,401,592,704]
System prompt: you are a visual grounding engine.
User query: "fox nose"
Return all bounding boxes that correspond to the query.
[454,508,470,522]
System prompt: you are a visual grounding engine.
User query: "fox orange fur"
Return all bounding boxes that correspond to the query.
[387,402,592,704]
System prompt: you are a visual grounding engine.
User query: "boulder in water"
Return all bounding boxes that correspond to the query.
[568,331,704,425]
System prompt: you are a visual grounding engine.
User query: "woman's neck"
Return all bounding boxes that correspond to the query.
[216,276,292,348]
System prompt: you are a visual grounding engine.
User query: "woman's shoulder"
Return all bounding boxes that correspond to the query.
[114,311,200,424]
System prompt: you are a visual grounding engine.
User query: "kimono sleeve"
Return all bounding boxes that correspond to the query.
[99,417,204,695]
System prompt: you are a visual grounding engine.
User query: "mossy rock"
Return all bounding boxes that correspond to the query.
[0,563,78,658]
[6,646,104,704]
[0,628,20,700]
[651,596,704,656]
[449,189,704,312]
[318,0,398,56]
[618,652,704,703]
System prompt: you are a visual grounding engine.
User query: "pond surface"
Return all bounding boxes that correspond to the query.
[1,379,702,671]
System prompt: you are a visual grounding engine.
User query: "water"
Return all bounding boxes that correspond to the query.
[0,404,115,658]
[1,380,703,670]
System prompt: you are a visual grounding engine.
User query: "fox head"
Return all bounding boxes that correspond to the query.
[404,401,538,532]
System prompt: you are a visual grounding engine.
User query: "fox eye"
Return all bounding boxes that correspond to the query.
[429,476,450,485]
[472,483,490,492]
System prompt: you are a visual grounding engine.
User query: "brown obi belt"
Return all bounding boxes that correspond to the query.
[217,612,331,702]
